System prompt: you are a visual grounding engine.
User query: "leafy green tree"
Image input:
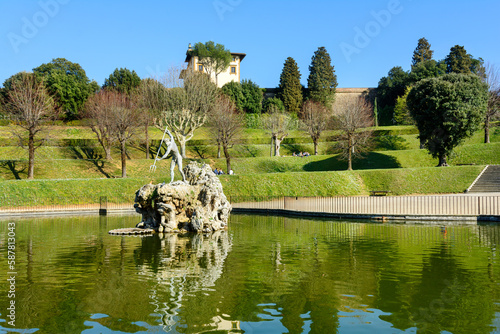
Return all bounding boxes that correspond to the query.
[192,41,232,86]
[221,81,246,111]
[263,97,285,113]
[407,74,488,166]
[278,57,302,114]
[307,47,337,108]
[393,86,413,125]
[241,79,262,114]
[445,45,472,74]
[411,37,434,67]
[1,72,27,102]
[471,57,486,79]
[33,58,93,120]
[484,63,500,143]
[102,68,141,95]
[409,60,446,83]
[376,66,409,108]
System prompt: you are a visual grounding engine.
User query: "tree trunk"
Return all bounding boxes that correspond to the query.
[223,144,231,174]
[179,137,187,159]
[313,138,318,155]
[419,137,425,149]
[217,141,221,159]
[485,115,490,144]
[347,134,352,171]
[28,131,35,179]
[275,138,282,157]
[437,154,448,167]
[105,145,112,160]
[270,136,274,157]
[145,123,150,159]
[121,140,127,178]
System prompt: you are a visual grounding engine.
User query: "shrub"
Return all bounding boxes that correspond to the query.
[263,97,285,113]
[241,79,263,114]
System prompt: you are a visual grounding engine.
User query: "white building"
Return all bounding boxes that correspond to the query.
[180,43,246,88]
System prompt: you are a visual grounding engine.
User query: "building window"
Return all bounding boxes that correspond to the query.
[232,56,236,62]
[230,66,236,74]
[198,64,203,72]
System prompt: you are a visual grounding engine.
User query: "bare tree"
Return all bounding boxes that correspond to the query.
[208,94,243,173]
[4,72,54,179]
[111,93,141,178]
[149,68,218,158]
[85,91,115,160]
[333,97,374,170]
[85,90,141,177]
[263,106,295,157]
[299,100,331,155]
[485,63,500,143]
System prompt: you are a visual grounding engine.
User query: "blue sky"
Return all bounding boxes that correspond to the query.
[1,0,499,89]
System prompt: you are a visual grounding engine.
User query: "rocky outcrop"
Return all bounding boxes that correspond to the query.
[134,162,231,233]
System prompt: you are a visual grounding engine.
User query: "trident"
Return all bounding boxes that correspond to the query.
[150,126,169,173]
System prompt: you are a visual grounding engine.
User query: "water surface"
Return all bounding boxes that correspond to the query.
[1,214,500,333]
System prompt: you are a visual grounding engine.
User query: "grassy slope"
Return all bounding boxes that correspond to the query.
[0,124,497,206]
[0,166,481,207]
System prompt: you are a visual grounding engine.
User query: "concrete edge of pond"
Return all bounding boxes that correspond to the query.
[0,207,498,225]
[0,208,135,219]
[232,208,500,224]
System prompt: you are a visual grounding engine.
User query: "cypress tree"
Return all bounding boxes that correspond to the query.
[411,37,433,67]
[307,47,337,108]
[278,57,302,114]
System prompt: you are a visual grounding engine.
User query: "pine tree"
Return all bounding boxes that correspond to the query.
[445,45,472,74]
[411,37,433,67]
[307,47,337,108]
[278,57,302,114]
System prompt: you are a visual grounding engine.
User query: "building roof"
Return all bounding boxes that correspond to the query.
[185,51,246,63]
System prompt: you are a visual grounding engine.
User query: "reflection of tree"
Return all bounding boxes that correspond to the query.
[406,243,494,333]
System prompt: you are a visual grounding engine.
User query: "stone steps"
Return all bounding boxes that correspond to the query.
[468,165,500,193]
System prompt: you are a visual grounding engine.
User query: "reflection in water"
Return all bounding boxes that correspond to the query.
[135,232,234,332]
[0,214,500,333]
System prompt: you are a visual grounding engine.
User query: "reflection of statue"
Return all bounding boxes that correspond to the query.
[152,128,186,183]
[136,232,234,332]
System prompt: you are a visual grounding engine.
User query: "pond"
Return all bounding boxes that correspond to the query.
[1,214,500,333]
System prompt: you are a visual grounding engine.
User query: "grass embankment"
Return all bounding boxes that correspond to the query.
[0,124,497,206]
[0,165,482,207]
